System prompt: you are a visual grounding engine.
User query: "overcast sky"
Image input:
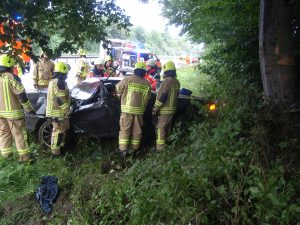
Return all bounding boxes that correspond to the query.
[115,0,180,36]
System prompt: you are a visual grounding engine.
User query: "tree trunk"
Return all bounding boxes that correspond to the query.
[259,0,299,103]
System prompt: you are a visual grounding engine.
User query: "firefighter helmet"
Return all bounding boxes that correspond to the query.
[0,54,15,68]
[105,55,112,61]
[78,49,86,56]
[135,61,146,71]
[54,62,69,74]
[146,59,156,67]
[163,61,176,72]
[94,58,105,65]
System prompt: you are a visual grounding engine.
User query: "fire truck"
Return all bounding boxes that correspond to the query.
[100,39,160,75]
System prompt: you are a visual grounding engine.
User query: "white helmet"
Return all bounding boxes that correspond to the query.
[93,58,105,65]
[146,59,156,67]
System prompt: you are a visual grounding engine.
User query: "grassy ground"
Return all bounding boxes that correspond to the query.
[0,137,121,225]
[0,66,202,224]
[1,66,299,224]
[176,65,212,97]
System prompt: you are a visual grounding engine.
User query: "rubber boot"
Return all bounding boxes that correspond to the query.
[119,150,127,161]
[2,153,12,158]
[51,149,61,156]
[19,154,30,163]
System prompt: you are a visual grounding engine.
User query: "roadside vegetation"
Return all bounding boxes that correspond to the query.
[1,62,299,224]
[1,0,300,224]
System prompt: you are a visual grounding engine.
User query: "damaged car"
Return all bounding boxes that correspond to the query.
[25,77,212,147]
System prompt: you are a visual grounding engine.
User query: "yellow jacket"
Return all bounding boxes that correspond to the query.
[46,78,71,119]
[33,59,55,86]
[116,75,151,115]
[77,59,89,78]
[153,77,180,114]
[0,72,33,119]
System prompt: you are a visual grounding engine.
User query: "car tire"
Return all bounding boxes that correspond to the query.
[38,120,52,147]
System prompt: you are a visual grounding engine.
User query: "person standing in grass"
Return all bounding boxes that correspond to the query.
[152,61,180,151]
[116,62,151,160]
[0,54,35,162]
[46,62,71,156]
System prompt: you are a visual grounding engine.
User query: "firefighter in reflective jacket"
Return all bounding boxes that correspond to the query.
[152,61,180,151]
[116,62,151,160]
[0,54,35,162]
[104,55,118,77]
[76,49,89,84]
[46,62,71,156]
[33,52,55,89]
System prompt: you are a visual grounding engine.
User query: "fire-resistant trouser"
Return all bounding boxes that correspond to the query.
[156,114,174,150]
[0,118,29,157]
[51,119,69,155]
[119,113,144,151]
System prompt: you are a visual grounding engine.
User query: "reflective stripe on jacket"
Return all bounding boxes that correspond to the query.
[77,60,89,78]
[116,75,151,115]
[33,60,55,86]
[154,77,180,114]
[46,79,70,118]
[0,72,33,119]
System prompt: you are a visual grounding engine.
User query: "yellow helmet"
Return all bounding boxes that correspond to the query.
[0,54,15,68]
[163,61,176,72]
[105,55,112,61]
[135,61,146,71]
[78,49,86,56]
[54,62,69,74]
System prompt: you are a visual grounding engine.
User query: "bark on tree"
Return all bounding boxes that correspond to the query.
[259,0,299,103]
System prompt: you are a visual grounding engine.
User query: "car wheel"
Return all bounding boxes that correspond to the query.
[38,120,52,147]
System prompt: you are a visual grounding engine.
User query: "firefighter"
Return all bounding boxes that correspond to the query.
[116,62,151,160]
[92,59,105,77]
[0,54,35,162]
[152,61,180,151]
[104,55,118,77]
[33,52,55,89]
[145,59,159,91]
[76,49,89,84]
[46,62,71,156]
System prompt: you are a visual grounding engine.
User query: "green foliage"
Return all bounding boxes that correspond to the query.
[176,66,213,97]
[0,66,300,224]
[161,0,259,44]
[0,0,131,59]
[129,26,201,56]
[130,26,147,45]
[1,1,300,224]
